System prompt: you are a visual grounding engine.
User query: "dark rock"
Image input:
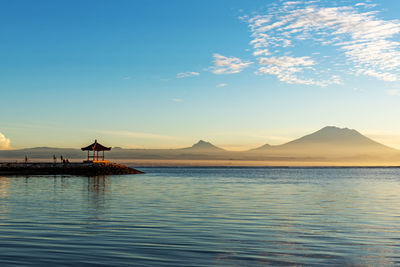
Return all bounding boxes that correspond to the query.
[0,162,144,176]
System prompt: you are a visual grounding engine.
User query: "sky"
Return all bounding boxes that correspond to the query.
[1,0,400,150]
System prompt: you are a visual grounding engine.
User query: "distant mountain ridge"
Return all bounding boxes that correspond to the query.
[0,126,399,164]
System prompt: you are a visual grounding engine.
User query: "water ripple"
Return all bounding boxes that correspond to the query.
[0,168,400,266]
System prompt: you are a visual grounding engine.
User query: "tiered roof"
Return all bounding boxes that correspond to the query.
[81,140,111,151]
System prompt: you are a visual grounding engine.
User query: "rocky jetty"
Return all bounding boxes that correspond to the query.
[0,162,144,176]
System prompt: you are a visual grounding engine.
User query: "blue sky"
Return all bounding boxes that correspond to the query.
[1,0,400,150]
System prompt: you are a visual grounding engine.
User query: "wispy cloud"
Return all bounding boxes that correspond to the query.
[216,83,228,87]
[357,69,397,82]
[176,72,200,78]
[0,132,11,150]
[101,130,177,140]
[244,0,400,85]
[253,49,271,56]
[123,76,131,80]
[172,98,182,102]
[354,2,377,8]
[257,56,341,86]
[210,53,252,74]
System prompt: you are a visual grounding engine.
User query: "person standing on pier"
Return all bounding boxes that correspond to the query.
[53,155,57,163]
[25,155,28,163]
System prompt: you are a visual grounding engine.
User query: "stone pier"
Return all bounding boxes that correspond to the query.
[0,162,144,176]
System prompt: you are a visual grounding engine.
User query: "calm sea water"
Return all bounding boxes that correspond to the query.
[0,167,400,266]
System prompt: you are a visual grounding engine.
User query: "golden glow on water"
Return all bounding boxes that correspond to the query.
[0,177,9,220]
[0,176,9,199]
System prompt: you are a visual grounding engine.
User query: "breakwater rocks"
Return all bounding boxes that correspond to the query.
[0,162,144,176]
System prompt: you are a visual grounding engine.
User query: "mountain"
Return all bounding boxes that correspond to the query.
[180,140,225,152]
[252,126,397,157]
[249,143,272,152]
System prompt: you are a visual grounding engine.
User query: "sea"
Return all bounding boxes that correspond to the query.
[0,167,399,266]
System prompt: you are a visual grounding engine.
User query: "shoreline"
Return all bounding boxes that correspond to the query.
[0,162,144,176]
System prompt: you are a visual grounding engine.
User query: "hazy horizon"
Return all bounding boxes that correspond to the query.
[2,126,400,167]
[2,126,400,152]
[0,126,399,152]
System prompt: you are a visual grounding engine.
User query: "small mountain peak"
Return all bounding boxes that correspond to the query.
[260,143,271,147]
[192,140,215,148]
[249,143,272,151]
[187,140,223,151]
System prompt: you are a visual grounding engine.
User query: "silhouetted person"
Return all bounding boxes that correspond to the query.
[60,156,63,162]
[25,155,28,163]
[53,155,57,163]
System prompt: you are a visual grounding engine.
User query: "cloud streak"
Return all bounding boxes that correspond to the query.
[176,72,200,78]
[101,130,177,140]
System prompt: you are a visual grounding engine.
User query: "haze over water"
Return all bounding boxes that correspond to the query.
[1,167,400,266]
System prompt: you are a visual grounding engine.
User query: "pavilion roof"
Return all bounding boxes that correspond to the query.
[81,140,111,151]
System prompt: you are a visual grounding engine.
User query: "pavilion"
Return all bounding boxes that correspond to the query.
[81,139,111,163]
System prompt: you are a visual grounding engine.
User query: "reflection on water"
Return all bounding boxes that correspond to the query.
[0,176,9,199]
[0,177,9,220]
[87,176,110,222]
[0,168,399,266]
[87,176,109,193]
